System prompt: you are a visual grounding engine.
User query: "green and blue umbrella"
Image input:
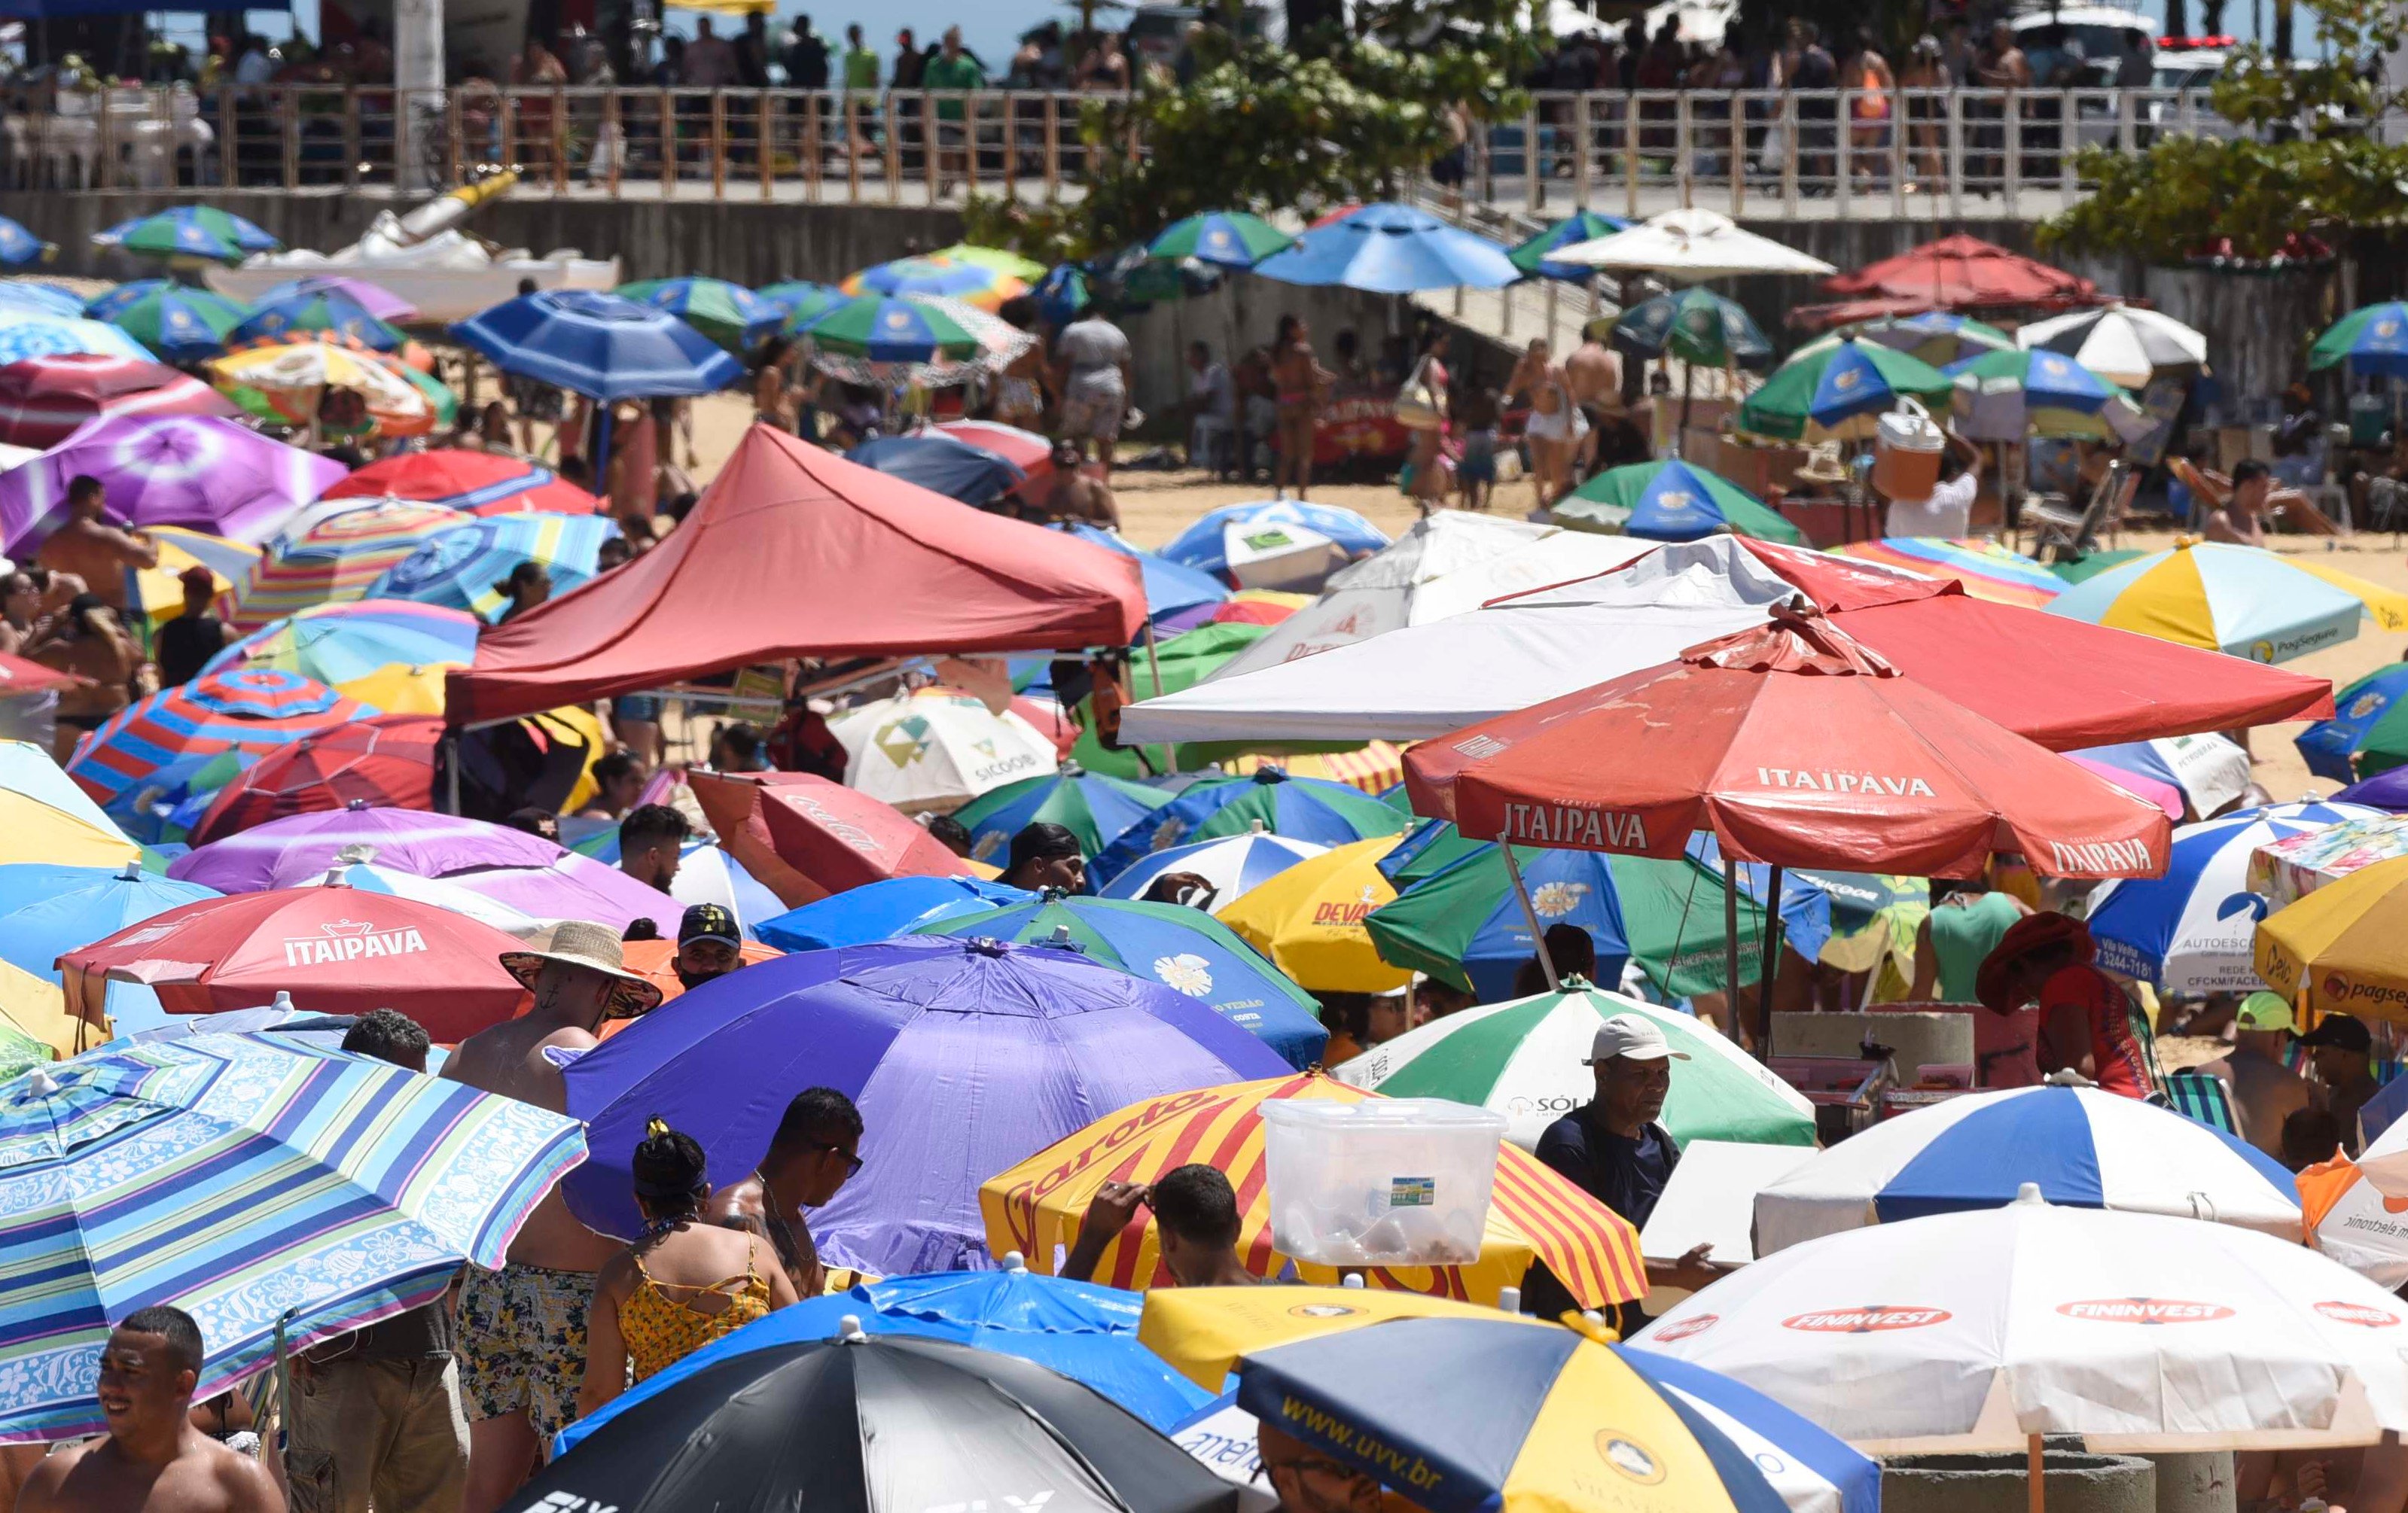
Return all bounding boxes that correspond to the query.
[0,1034,584,1441]
[367,513,621,625]
[1147,212,1294,269]
[952,764,1172,863]
[0,218,51,267]
[1611,287,1769,368]
[2310,302,2408,379]
[93,206,279,265]
[1032,263,1091,324]
[791,294,990,363]
[2298,664,2408,781]
[1158,498,1391,574]
[1944,347,2146,442]
[0,862,221,1036]
[1089,766,1409,884]
[1508,210,1633,281]
[1557,458,1803,544]
[229,287,405,352]
[93,282,246,364]
[1736,335,1952,442]
[757,280,847,329]
[617,276,783,354]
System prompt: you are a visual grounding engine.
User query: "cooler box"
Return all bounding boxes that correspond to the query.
[1224,522,1340,592]
[1872,401,1943,501]
[1260,1099,1507,1267]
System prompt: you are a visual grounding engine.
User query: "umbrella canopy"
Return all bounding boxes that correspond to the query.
[209,337,456,440]
[756,279,847,327]
[0,861,220,1038]
[2300,663,2408,781]
[830,686,1060,814]
[1836,311,2016,367]
[187,714,440,845]
[1090,767,1410,885]
[367,512,620,624]
[1829,537,2064,608]
[0,414,341,556]
[2016,303,2209,388]
[0,651,75,699]
[504,1332,1237,1513]
[0,282,78,317]
[843,256,1030,309]
[1611,287,1772,368]
[1252,203,1518,293]
[934,418,1053,476]
[2297,1155,2408,1289]
[227,287,405,352]
[0,1033,581,1442]
[1215,836,1410,993]
[1558,458,1803,543]
[452,289,743,400]
[0,221,50,267]
[125,525,258,635]
[0,958,80,1063]
[1404,609,2172,880]
[0,308,154,366]
[1056,621,1279,777]
[1638,1184,2408,1452]
[1819,234,2098,314]
[984,1070,1645,1308]
[927,243,1049,280]
[688,769,970,900]
[1551,208,1837,282]
[94,206,279,263]
[1099,831,1327,904]
[66,667,372,805]
[1735,336,1954,442]
[2249,814,2408,908]
[205,598,480,694]
[616,276,783,353]
[794,294,992,362]
[1753,1084,2300,1258]
[319,448,602,517]
[2047,540,2404,663]
[58,882,531,1036]
[2336,766,2408,809]
[1161,499,1395,577]
[756,876,1032,953]
[1051,521,1230,626]
[250,275,418,323]
[0,353,239,448]
[1338,982,1815,1148]
[953,764,1172,864]
[1031,262,1092,324]
[2255,854,2408,1024]
[237,498,475,629]
[2069,732,2250,821]
[95,282,245,363]
[1507,210,1635,281]
[912,895,1327,1068]
[0,739,140,869]
[562,937,1290,1268]
[846,431,1025,507]
[2309,302,2408,377]
[1148,212,1295,269]
[1945,347,2149,442]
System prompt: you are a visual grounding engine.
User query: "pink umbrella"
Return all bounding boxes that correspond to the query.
[2068,756,2184,822]
[0,415,346,556]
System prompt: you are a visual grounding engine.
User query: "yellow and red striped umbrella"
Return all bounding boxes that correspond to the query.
[1224,740,1407,795]
[979,1070,1644,1311]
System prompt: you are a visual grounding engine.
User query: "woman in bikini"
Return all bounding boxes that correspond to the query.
[992,300,1050,432]
[1508,338,1585,513]
[1270,314,1334,501]
[578,1120,800,1417]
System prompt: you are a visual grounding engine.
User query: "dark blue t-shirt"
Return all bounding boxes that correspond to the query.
[1533,1106,1681,1230]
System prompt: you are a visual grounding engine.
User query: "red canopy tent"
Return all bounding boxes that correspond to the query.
[1794,234,2103,329]
[445,425,1148,726]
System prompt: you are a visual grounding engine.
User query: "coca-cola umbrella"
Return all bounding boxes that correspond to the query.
[56,882,529,1040]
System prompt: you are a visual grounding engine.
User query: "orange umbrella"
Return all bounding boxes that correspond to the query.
[597,938,784,1040]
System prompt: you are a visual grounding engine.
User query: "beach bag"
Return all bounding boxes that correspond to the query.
[1395,356,1442,431]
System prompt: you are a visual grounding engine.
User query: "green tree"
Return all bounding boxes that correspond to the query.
[964,2,1534,265]
[2040,0,2408,263]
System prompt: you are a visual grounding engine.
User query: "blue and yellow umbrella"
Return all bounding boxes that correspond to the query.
[367,513,620,624]
[203,598,481,697]
[2047,540,2408,662]
[843,256,1029,312]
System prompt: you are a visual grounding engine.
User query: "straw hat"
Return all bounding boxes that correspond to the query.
[499,919,665,1019]
[1794,443,1852,486]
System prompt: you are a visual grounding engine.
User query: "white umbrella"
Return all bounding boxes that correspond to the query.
[1550,209,1838,282]
[2302,1158,2408,1290]
[2016,303,2209,389]
[1638,1185,2408,1453]
[1097,831,1328,904]
[831,686,1060,814]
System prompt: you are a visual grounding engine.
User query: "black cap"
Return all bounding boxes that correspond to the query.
[678,903,741,949]
[2296,1013,2373,1053]
[1006,822,1083,875]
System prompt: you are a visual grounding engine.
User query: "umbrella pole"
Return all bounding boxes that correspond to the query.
[1677,362,1693,455]
[594,400,614,475]
[441,732,460,815]
[2029,1432,2046,1513]
[1757,863,1785,1055]
[1141,623,1177,775]
[1503,845,1559,993]
[1723,857,1744,1052]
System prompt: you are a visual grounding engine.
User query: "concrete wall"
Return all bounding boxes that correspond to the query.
[1885,1450,2157,1513]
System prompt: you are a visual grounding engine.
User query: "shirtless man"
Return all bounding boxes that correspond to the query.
[19,1307,282,1513]
[441,922,661,1513]
[2200,991,2315,1161]
[703,1086,864,1298]
[1562,335,1623,479]
[1018,442,1120,528]
[1507,339,1586,511]
[34,477,156,612]
[1270,315,1334,501]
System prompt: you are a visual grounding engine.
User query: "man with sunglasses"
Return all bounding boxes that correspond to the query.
[704,1087,864,1297]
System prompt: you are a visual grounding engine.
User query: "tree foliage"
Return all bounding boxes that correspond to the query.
[2041,0,2408,263]
[963,1,1534,265]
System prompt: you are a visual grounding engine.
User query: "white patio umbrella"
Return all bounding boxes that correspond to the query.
[2016,303,2210,388]
[1636,1185,2408,1454]
[1550,209,1838,282]
[830,686,1061,814]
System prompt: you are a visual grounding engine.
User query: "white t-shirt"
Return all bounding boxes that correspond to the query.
[1885,471,1978,540]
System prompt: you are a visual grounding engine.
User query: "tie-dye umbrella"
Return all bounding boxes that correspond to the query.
[367,513,620,625]
[842,256,1029,312]
[235,498,474,630]
[65,667,375,805]
[0,309,154,367]
[93,206,280,264]
[203,598,481,699]
[209,338,456,440]
[0,415,343,556]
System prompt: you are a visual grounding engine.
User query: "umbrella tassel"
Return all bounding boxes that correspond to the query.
[1502,845,1557,994]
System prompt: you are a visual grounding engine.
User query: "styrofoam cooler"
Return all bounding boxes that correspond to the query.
[1872,400,1944,501]
[1260,1099,1508,1266]
[1222,521,1340,591]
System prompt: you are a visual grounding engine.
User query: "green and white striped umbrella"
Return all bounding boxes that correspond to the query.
[1330,982,1815,1149]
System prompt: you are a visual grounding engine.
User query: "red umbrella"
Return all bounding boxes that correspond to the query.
[1820,233,2100,312]
[59,883,529,1040]
[691,769,965,902]
[932,420,1054,483]
[187,714,442,845]
[0,354,242,448]
[0,651,81,698]
[1404,606,2172,881]
[319,449,604,518]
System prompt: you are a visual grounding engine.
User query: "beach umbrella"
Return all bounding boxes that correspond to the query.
[756,876,1032,953]
[2298,664,2408,781]
[1507,209,1633,280]
[285,857,545,937]
[120,1003,374,1055]
[843,255,1030,311]
[209,336,456,440]
[791,294,992,363]
[203,598,480,695]
[0,1032,581,1442]
[123,525,258,635]
[0,739,139,868]
[82,279,174,321]
[1055,623,1274,781]
[452,289,743,403]
[1254,202,1516,292]
[2309,302,2408,378]
[64,667,373,805]
[687,769,971,900]
[367,513,620,625]
[2066,733,2251,821]
[1222,743,1407,795]
[249,275,417,323]
[1215,836,1410,993]
[505,1332,1234,1513]
[0,282,77,317]
[1841,311,2016,367]
[1099,831,1327,904]
[2297,1155,2408,1288]
[186,714,439,845]
[57,881,534,1037]
[0,958,81,1061]
[616,276,782,354]
[93,206,279,264]
[1031,262,1091,324]
[1611,287,1772,368]
[912,895,1327,1067]
[0,413,340,556]
[2248,814,2408,907]
[2016,302,2208,388]
[237,498,477,630]
[0,219,51,266]
[927,243,1048,280]
[0,354,238,448]
[1944,347,2150,442]
[1819,233,2098,315]
[1158,498,1391,575]
[951,764,1172,865]
[1551,207,1837,282]
[318,449,601,517]
[1337,980,1815,1148]
[828,686,1060,814]
[1734,336,1953,442]
[0,861,221,1038]
[846,431,1025,507]
[1557,458,1803,544]
[1638,1184,2408,1452]
[227,287,404,352]
[562,936,1289,1267]
[1753,1083,2300,1258]
[1147,212,1295,269]
[2047,540,2407,663]
[2254,854,2408,1024]
[984,1070,1645,1308]
[2336,765,2408,810]
[0,307,154,366]
[1090,766,1409,884]
[1050,525,1228,625]
[1829,537,2064,608]
[756,279,846,327]
[933,417,1053,476]
[93,283,245,363]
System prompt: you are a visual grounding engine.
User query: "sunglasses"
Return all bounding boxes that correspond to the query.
[822,1143,865,1175]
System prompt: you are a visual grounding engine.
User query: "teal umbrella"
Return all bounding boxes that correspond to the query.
[620,277,782,354]
[1611,287,1771,369]
[1507,211,1632,281]
[1147,212,1294,269]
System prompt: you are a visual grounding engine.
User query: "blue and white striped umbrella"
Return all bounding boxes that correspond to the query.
[1099,831,1328,903]
[2085,799,2378,991]
[0,309,153,366]
[0,1034,583,1441]
[1159,500,1391,576]
[1752,1082,2300,1259]
[450,289,742,401]
[367,513,620,624]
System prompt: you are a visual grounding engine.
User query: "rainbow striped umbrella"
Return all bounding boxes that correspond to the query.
[204,598,481,693]
[842,257,1029,312]
[0,1034,583,1441]
[66,667,375,804]
[1830,537,2066,609]
[367,513,620,624]
[236,498,473,629]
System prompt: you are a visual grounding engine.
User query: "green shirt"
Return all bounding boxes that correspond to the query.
[923,53,984,118]
[842,46,879,90]
[1929,891,2025,1003]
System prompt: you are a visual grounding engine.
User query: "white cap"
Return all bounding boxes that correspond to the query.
[1585,1015,1690,1065]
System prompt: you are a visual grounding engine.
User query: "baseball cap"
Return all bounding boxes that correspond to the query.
[2235,991,2296,1034]
[1584,1015,1691,1065]
[678,903,741,949]
[2296,1012,2373,1053]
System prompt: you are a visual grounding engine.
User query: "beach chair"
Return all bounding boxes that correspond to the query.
[2160,1070,2241,1137]
[2019,459,2127,561]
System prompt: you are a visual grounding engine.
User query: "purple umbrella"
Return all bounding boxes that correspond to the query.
[253,276,420,324]
[0,415,346,555]
[2335,769,2408,811]
[561,936,1291,1271]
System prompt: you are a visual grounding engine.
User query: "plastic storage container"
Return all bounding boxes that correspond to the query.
[1224,522,1340,591]
[1260,1099,1510,1266]
[1873,400,1944,501]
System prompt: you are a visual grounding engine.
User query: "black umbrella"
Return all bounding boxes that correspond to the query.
[508,1329,1242,1513]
